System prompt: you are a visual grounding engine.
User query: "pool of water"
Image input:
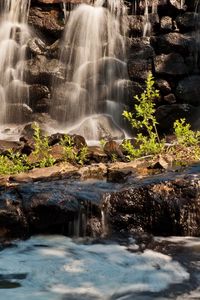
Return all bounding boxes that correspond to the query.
[1,235,200,300]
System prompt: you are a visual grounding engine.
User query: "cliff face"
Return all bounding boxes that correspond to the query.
[23,0,200,134]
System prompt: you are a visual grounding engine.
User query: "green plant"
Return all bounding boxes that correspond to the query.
[122,72,165,158]
[32,123,55,168]
[0,149,29,175]
[77,146,88,166]
[99,138,106,150]
[60,134,88,165]
[173,118,200,160]
[60,134,76,162]
[174,118,200,147]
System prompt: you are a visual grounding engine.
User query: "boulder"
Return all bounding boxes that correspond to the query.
[28,7,64,40]
[154,53,188,77]
[176,76,200,106]
[23,55,65,86]
[68,115,125,141]
[150,32,195,56]
[5,104,33,123]
[128,58,153,82]
[156,79,172,95]
[103,173,200,236]
[155,103,195,132]
[29,84,50,107]
[176,12,199,32]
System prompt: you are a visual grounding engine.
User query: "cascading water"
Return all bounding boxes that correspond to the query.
[0,0,31,125]
[52,0,128,140]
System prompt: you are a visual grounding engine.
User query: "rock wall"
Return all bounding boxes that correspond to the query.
[22,0,200,133]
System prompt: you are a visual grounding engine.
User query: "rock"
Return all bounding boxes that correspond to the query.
[150,32,195,56]
[78,163,107,180]
[157,0,185,19]
[155,103,195,133]
[0,141,23,155]
[28,7,64,40]
[5,81,29,104]
[149,154,173,170]
[156,79,172,95]
[103,173,200,236]
[154,53,188,77]
[0,198,27,239]
[36,0,92,3]
[104,141,125,161]
[10,163,79,183]
[127,15,144,37]
[23,55,65,86]
[128,58,153,82]
[87,146,108,163]
[51,82,89,122]
[29,85,50,108]
[128,37,155,60]
[34,98,51,113]
[50,144,64,162]
[176,12,199,32]
[48,133,66,146]
[164,93,177,104]
[86,217,103,238]
[26,37,47,56]
[176,76,200,106]
[160,16,175,32]
[5,104,33,123]
[68,115,125,141]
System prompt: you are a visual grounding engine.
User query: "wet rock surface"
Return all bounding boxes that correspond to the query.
[0,162,199,242]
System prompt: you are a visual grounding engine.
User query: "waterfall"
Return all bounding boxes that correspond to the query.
[143,0,151,37]
[0,0,31,124]
[52,0,128,140]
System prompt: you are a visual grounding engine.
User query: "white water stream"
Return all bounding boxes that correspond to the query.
[52,0,128,140]
[0,0,31,124]
[0,235,190,300]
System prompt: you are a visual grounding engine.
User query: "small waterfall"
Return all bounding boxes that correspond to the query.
[143,0,151,37]
[0,0,31,124]
[52,0,128,140]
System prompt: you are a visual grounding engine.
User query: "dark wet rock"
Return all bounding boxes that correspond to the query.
[154,53,188,77]
[128,38,155,60]
[68,115,125,141]
[29,85,50,107]
[150,32,195,56]
[176,12,199,32]
[48,132,66,146]
[0,198,28,239]
[160,16,174,32]
[104,141,125,161]
[5,81,29,104]
[26,37,47,56]
[163,93,177,104]
[46,39,61,59]
[156,79,172,95]
[157,0,186,19]
[87,146,108,163]
[176,76,200,106]
[34,98,51,113]
[5,104,33,123]
[155,103,195,132]
[23,55,65,86]
[28,7,64,40]
[0,141,23,155]
[128,58,153,82]
[103,173,200,236]
[128,15,144,37]
[86,217,103,238]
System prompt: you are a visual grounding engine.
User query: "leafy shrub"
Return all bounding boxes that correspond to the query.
[32,123,56,168]
[122,72,165,159]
